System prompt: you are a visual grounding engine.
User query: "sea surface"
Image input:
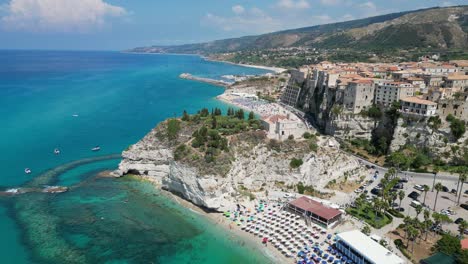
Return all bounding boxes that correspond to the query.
[0,50,272,263]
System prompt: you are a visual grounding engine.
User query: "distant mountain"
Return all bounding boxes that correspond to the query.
[131,6,468,54]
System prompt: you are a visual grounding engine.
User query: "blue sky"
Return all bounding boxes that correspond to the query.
[0,0,466,50]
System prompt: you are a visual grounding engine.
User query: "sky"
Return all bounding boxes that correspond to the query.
[0,0,466,50]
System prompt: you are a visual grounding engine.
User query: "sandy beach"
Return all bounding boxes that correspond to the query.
[136,176,288,263]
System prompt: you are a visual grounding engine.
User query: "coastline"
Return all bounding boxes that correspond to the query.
[134,176,285,263]
[202,56,287,74]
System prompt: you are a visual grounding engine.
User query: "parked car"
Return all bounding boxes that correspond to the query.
[399,177,409,183]
[364,190,368,194]
[455,218,465,224]
[465,190,468,195]
[408,191,420,200]
[371,188,382,196]
[451,189,457,194]
[462,204,468,211]
[396,207,405,212]
[442,186,449,192]
[354,189,362,194]
[393,183,404,189]
[411,200,422,208]
[414,185,424,191]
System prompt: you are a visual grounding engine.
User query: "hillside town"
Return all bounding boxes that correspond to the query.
[281,60,467,122]
[189,58,468,264]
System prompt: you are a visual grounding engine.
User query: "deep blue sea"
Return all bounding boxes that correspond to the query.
[0,51,272,263]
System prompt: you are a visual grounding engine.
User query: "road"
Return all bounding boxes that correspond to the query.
[344,150,462,185]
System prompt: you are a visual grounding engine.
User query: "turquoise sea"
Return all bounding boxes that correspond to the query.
[0,51,273,263]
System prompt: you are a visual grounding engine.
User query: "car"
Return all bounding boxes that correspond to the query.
[393,183,404,189]
[354,189,362,194]
[375,170,379,174]
[396,207,405,212]
[408,191,420,200]
[364,190,369,194]
[368,179,374,184]
[462,204,468,211]
[465,190,468,195]
[391,202,399,207]
[399,177,409,183]
[359,186,365,190]
[442,186,449,192]
[283,193,291,198]
[371,188,382,196]
[451,189,457,194]
[414,185,424,191]
[455,218,465,224]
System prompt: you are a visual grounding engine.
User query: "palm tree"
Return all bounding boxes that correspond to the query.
[434,182,443,211]
[362,225,371,236]
[422,185,430,206]
[398,190,405,208]
[459,220,468,237]
[457,172,467,205]
[407,225,419,252]
[423,219,433,241]
[388,167,397,179]
[415,205,423,219]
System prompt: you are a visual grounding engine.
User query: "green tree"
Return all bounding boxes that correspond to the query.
[290,158,303,169]
[450,119,466,139]
[211,115,217,129]
[181,110,190,121]
[236,109,245,120]
[248,111,255,120]
[422,185,430,206]
[367,105,383,119]
[458,171,467,205]
[398,190,405,208]
[434,234,461,255]
[415,204,423,218]
[458,220,468,237]
[434,182,443,211]
[388,152,410,171]
[362,225,371,236]
[428,116,442,134]
[166,119,181,140]
[407,225,419,252]
[457,249,468,264]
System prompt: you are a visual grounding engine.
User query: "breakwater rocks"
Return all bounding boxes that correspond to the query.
[179,73,230,87]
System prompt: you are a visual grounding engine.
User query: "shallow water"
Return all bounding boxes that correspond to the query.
[0,51,272,263]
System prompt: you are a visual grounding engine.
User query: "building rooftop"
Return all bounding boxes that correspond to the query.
[401,96,437,106]
[461,238,468,250]
[421,252,456,264]
[447,74,468,80]
[289,196,342,220]
[337,230,404,264]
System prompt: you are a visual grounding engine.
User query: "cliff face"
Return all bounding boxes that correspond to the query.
[116,120,366,211]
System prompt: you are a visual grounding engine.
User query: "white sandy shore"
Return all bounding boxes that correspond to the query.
[234,63,287,74]
[136,176,287,263]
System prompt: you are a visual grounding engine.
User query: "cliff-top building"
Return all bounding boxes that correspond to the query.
[374,82,415,107]
[400,97,437,117]
[343,80,375,114]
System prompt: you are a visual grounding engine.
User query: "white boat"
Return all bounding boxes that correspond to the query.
[72,114,79,117]
[24,168,32,174]
[91,146,101,152]
[54,148,60,155]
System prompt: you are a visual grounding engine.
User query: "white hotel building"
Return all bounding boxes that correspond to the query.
[374,82,415,107]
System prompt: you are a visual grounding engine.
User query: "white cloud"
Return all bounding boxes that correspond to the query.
[359,1,377,11]
[1,0,127,32]
[202,7,279,33]
[320,0,341,6]
[276,0,310,9]
[232,5,245,15]
[440,1,453,7]
[342,14,354,21]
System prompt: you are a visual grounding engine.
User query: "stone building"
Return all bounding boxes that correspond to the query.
[374,82,415,107]
[343,80,375,114]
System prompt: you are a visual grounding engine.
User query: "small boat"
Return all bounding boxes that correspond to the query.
[54,148,60,155]
[72,114,79,117]
[91,146,101,152]
[24,168,32,174]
